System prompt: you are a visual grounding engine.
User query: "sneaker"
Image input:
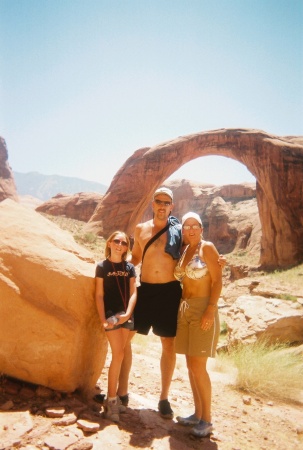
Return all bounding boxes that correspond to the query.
[118,393,129,407]
[104,398,120,423]
[176,414,200,426]
[117,396,127,413]
[191,420,213,437]
[158,399,174,419]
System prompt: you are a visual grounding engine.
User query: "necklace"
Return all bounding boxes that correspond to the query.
[110,260,127,311]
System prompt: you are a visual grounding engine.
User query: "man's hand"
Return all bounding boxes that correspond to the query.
[218,254,227,269]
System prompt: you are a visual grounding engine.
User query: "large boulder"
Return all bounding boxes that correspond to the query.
[36,192,103,222]
[0,199,107,394]
[225,295,303,344]
[0,137,18,202]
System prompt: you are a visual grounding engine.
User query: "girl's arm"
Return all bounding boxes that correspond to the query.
[126,277,137,316]
[118,277,137,323]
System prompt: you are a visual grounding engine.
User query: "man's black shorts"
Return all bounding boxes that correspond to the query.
[134,281,182,337]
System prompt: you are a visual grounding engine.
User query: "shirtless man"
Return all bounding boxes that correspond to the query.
[130,186,182,419]
[113,187,180,418]
[116,187,224,419]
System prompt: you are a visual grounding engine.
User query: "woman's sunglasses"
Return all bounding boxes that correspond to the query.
[182,225,201,230]
[112,238,128,247]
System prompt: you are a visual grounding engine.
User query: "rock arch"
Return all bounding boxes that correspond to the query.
[87,128,303,268]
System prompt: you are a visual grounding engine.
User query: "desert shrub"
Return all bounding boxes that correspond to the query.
[220,320,228,335]
[74,232,98,245]
[83,232,98,244]
[218,339,303,403]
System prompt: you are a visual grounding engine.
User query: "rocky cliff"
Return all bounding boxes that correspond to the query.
[0,137,18,202]
[36,192,103,222]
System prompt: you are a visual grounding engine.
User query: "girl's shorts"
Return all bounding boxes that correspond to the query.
[105,316,134,332]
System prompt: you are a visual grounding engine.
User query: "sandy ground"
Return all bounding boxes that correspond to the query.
[1,332,302,450]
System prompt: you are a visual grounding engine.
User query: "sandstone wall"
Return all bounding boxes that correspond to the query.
[0,137,18,202]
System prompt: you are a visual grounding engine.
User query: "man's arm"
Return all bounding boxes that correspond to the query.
[128,226,143,266]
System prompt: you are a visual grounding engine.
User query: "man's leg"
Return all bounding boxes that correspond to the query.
[158,336,176,419]
[159,336,176,400]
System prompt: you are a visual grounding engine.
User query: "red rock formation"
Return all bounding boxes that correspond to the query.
[36,192,103,222]
[143,179,256,220]
[86,129,303,269]
[0,137,18,202]
[0,199,107,393]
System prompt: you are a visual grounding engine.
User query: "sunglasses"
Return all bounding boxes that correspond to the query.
[112,239,128,247]
[182,225,201,230]
[154,199,172,207]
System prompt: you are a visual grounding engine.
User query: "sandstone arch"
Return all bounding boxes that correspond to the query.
[87,129,303,269]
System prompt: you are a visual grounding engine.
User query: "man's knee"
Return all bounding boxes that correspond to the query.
[160,337,175,353]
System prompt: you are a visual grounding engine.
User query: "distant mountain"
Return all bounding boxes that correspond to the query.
[13,171,108,201]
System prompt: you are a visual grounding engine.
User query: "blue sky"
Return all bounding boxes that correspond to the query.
[1,0,302,187]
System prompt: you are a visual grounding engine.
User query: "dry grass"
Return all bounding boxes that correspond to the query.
[267,263,303,286]
[225,249,260,267]
[217,340,303,404]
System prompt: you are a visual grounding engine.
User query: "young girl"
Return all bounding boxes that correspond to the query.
[95,231,137,423]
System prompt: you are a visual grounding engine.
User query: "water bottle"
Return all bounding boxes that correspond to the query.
[107,310,119,325]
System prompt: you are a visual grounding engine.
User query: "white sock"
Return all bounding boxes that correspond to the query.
[108,396,117,403]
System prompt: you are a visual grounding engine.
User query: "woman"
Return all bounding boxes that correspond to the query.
[174,212,222,437]
[95,231,137,423]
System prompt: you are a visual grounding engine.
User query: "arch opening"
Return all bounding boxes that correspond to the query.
[167,155,256,186]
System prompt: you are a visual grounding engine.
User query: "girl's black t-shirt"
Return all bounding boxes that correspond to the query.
[95,259,136,318]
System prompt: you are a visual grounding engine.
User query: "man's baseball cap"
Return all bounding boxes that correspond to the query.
[153,187,173,201]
